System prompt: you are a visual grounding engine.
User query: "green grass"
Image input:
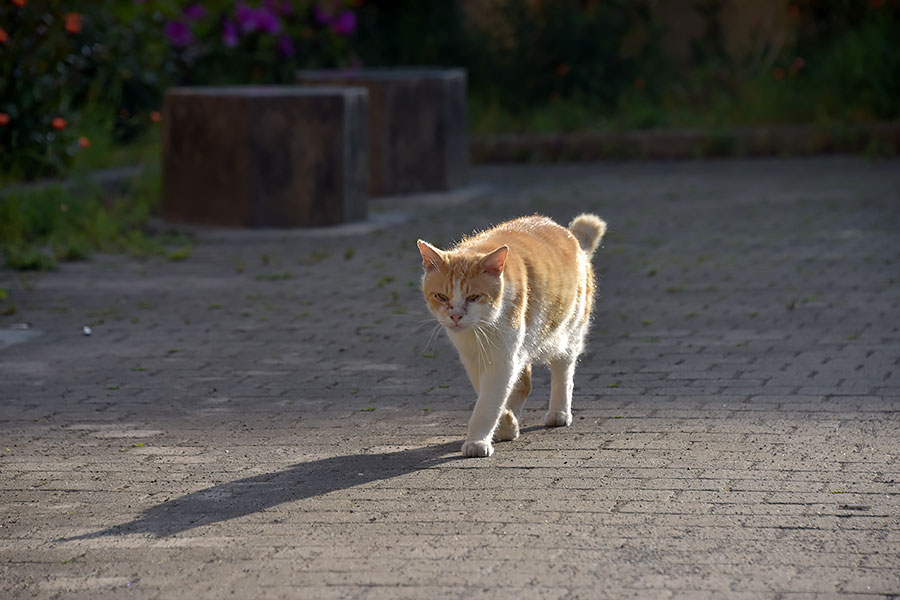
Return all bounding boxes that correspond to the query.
[254,272,293,281]
[0,163,192,271]
[299,250,331,265]
[70,122,162,175]
[0,113,196,272]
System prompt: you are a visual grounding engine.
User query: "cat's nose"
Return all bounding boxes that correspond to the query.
[449,313,462,324]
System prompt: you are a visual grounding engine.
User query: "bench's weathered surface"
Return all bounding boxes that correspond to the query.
[163,86,368,228]
[296,69,468,196]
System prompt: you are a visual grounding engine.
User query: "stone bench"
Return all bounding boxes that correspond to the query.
[296,69,468,196]
[162,86,368,228]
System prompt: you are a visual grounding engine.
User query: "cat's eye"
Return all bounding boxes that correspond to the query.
[434,293,449,302]
[466,294,481,302]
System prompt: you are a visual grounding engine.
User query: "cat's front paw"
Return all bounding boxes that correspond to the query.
[544,410,572,427]
[461,440,494,458]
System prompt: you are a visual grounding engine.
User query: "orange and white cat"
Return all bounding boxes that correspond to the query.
[417,214,607,457]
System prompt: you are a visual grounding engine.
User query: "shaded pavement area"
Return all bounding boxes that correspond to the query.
[2,157,899,598]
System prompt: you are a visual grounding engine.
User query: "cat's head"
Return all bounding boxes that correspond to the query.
[417,240,508,332]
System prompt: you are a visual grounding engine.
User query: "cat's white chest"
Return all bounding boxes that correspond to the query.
[447,328,499,367]
[446,325,519,391]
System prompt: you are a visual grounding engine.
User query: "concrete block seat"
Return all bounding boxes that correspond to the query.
[297,68,468,195]
[162,86,368,228]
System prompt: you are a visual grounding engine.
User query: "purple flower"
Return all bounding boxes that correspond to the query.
[222,20,239,47]
[254,7,280,33]
[183,4,207,21]
[313,0,341,24]
[312,4,330,25]
[235,4,256,32]
[235,3,281,34]
[265,0,293,16]
[330,10,356,36]
[164,20,194,46]
[277,35,294,57]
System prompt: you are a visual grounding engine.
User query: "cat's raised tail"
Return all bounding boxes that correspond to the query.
[568,213,607,256]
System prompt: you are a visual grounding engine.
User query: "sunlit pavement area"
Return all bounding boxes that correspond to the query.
[2,156,899,599]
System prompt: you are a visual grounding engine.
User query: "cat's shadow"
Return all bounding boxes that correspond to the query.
[60,441,461,541]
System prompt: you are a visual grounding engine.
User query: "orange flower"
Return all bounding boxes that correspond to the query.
[555,63,570,77]
[64,13,82,34]
[773,67,785,81]
[0,113,10,126]
[12,0,26,7]
[0,27,8,44]
[78,136,90,149]
[633,76,645,90]
[149,110,162,123]
[51,117,67,131]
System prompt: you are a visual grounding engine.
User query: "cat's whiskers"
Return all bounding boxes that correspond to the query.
[470,326,483,368]
[472,325,491,369]
[431,321,444,345]
[401,315,442,331]
[476,320,508,356]
[422,321,444,355]
[474,324,498,359]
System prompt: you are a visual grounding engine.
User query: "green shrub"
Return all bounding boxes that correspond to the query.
[1,2,85,180]
[1,1,360,182]
[1,1,168,180]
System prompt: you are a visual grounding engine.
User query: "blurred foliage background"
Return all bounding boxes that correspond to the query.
[1,0,898,181]
[363,0,900,133]
[1,0,897,272]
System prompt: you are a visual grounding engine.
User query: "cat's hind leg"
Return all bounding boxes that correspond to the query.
[545,357,576,427]
[496,364,532,441]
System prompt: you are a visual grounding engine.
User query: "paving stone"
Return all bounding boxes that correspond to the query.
[1,157,899,599]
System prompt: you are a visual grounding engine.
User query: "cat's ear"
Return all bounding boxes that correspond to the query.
[417,240,444,272]
[481,246,508,277]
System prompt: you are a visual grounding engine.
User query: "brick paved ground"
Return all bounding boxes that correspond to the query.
[2,157,899,599]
